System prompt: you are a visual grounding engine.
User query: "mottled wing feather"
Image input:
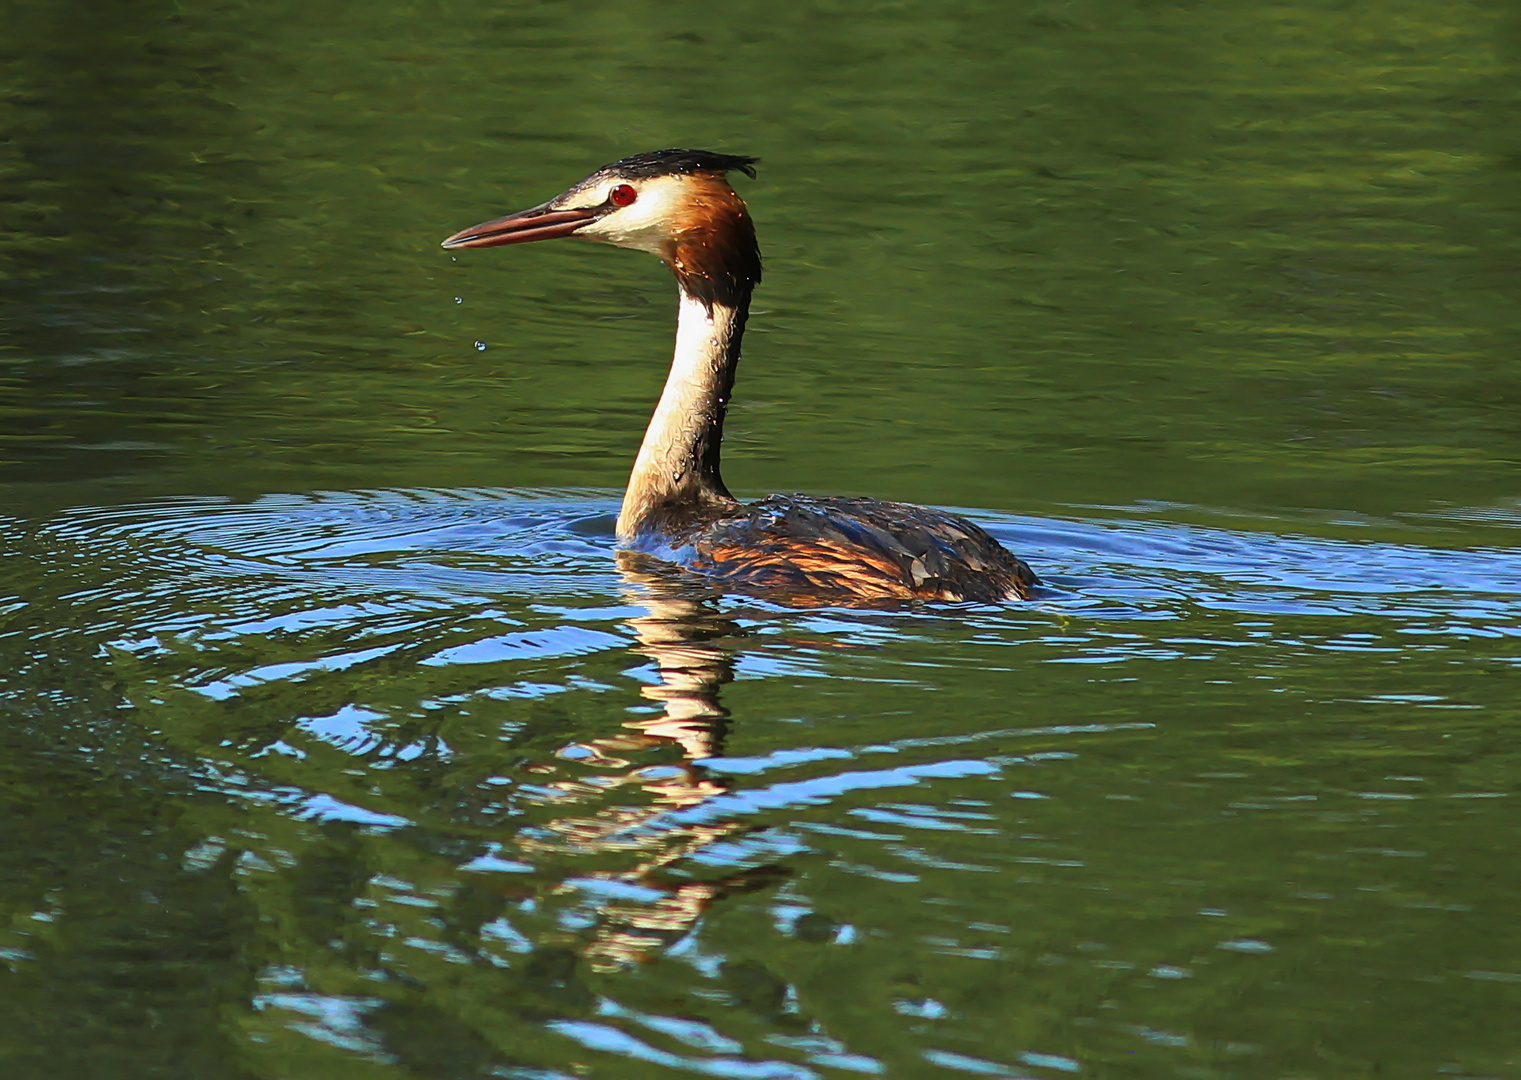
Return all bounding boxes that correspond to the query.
[682,495,1038,603]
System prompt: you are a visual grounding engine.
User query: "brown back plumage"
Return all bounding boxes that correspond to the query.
[678,495,1039,604]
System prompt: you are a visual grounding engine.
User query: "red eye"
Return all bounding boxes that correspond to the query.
[609,183,637,207]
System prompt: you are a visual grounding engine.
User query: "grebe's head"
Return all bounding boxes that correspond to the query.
[442,149,761,307]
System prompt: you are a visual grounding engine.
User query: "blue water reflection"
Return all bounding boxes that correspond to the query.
[3,487,1517,1077]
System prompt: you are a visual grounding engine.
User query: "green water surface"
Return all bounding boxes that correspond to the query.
[2,1,1520,1078]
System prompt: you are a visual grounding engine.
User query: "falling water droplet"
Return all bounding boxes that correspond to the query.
[474,341,487,352]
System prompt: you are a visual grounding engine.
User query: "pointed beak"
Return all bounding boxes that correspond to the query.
[440,202,600,250]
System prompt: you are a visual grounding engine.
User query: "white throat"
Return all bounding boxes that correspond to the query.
[617,289,745,542]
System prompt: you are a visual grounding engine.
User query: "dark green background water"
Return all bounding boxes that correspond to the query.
[2,1,1520,1078]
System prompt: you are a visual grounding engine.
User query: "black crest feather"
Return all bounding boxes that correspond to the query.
[602,148,759,181]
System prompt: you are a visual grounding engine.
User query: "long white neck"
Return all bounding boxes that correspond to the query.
[617,288,748,542]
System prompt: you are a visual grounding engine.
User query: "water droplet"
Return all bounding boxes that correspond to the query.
[474,341,487,352]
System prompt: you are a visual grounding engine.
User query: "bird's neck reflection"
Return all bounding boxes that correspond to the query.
[618,565,736,773]
[521,559,779,969]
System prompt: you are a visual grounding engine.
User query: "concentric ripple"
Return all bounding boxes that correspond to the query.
[2,489,1518,1079]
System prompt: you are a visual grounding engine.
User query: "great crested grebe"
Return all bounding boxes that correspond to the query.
[443,149,1038,602]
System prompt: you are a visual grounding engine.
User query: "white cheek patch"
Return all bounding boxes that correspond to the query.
[563,183,614,210]
[574,176,687,254]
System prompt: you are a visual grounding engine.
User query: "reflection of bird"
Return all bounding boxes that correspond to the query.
[444,149,1039,602]
[517,572,779,970]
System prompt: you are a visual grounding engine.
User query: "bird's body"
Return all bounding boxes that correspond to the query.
[444,149,1038,603]
[668,493,1035,604]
